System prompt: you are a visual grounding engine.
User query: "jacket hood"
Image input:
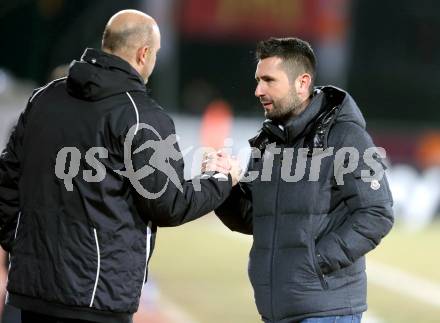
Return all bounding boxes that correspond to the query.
[250,86,366,149]
[66,48,146,101]
[284,85,366,142]
[328,86,366,129]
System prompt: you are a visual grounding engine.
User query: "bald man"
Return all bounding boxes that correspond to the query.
[101,9,161,83]
[0,9,238,323]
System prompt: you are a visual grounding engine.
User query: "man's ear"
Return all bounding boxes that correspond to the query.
[137,46,148,65]
[295,73,312,97]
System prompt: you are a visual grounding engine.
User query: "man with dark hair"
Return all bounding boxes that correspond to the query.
[256,37,316,91]
[0,9,238,323]
[212,37,394,322]
[254,37,316,123]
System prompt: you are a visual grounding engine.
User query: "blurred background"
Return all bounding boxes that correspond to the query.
[0,0,439,322]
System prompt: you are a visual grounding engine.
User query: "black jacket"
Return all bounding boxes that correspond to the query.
[216,86,394,322]
[0,48,232,323]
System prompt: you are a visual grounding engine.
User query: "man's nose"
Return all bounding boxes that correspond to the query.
[255,83,264,98]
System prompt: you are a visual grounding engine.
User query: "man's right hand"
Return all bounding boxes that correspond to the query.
[201,151,241,186]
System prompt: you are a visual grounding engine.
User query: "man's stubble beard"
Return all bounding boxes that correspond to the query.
[265,89,304,124]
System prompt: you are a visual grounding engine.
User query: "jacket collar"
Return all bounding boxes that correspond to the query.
[67,48,147,101]
[255,89,325,146]
[80,48,145,85]
[282,89,325,144]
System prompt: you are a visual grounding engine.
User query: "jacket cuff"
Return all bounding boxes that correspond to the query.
[201,171,232,184]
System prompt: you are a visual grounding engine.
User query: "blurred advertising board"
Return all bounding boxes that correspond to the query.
[179,0,349,41]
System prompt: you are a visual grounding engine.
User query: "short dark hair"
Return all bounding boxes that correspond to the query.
[256,37,316,86]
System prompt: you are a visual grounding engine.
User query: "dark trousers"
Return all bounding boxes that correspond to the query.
[21,311,97,323]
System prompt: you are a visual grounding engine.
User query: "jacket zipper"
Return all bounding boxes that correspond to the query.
[270,145,283,320]
[312,242,329,290]
[318,270,329,290]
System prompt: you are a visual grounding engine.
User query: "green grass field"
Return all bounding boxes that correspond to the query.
[367,221,440,323]
[150,216,440,323]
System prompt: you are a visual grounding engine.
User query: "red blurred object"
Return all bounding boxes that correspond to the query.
[200,99,233,149]
[179,0,349,41]
[416,132,440,168]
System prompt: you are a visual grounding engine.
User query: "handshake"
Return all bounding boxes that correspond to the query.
[201,151,242,186]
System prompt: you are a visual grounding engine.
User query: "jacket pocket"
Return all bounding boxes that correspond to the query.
[310,236,329,290]
[11,212,22,247]
[10,211,27,253]
[248,246,271,286]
